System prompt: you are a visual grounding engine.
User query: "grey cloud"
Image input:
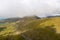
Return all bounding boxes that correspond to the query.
[0,0,60,18]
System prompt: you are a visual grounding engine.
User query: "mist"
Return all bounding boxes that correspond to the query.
[0,0,60,18]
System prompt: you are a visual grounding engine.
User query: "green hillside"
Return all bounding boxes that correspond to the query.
[0,16,60,40]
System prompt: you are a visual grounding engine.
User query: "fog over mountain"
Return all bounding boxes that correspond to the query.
[0,0,60,18]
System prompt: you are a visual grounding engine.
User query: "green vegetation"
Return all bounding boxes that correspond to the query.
[0,16,60,40]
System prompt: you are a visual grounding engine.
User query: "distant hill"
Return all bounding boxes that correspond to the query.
[0,17,21,23]
[0,17,6,20]
[4,17,21,22]
[46,15,60,18]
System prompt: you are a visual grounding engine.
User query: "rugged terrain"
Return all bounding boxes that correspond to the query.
[0,16,60,40]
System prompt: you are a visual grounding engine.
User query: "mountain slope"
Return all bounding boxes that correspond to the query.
[0,16,60,40]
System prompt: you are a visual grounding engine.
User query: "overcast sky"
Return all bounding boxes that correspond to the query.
[0,0,60,18]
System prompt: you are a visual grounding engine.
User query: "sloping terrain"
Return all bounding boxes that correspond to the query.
[0,16,60,40]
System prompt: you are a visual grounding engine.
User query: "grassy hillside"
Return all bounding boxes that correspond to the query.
[0,16,60,40]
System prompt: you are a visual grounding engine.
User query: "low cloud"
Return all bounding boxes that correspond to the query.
[0,0,60,18]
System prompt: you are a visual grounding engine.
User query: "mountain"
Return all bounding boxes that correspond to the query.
[4,17,21,22]
[46,15,60,18]
[0,17,21,23]
[0,17,6,20]
[0,16,60,40]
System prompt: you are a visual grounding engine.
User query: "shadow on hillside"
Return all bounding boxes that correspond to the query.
[0,27,6,32]
[0,25,60,40]
[21,25,60,40]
